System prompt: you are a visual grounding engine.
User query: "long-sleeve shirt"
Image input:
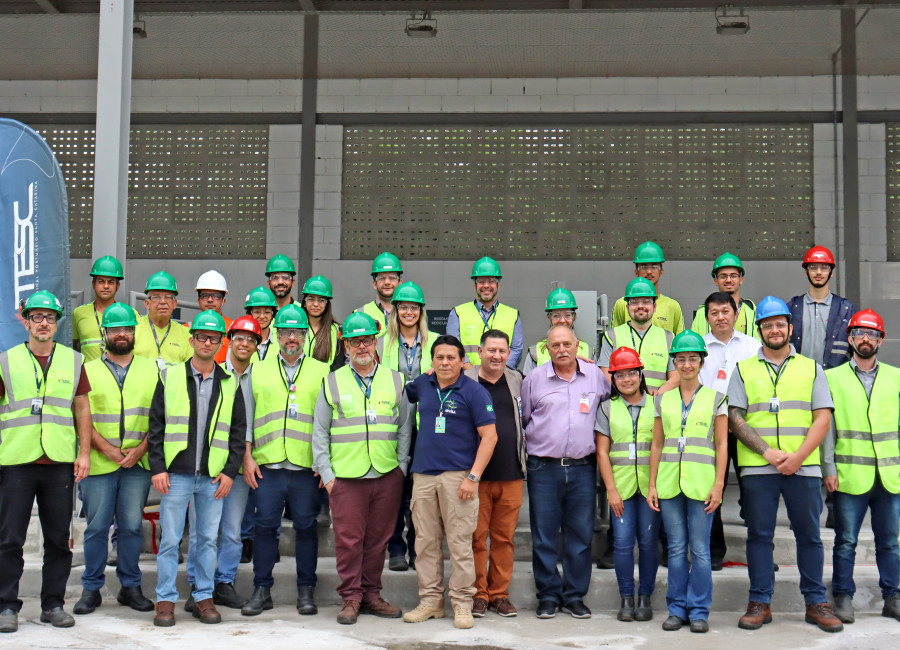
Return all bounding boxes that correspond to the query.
[446,299,525,369]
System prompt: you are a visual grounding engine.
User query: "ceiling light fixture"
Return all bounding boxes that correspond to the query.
[405,11,437,38]
[716,5,749,35]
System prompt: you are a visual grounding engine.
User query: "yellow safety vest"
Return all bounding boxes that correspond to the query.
[612,294,685,334]
[360,301,389,339]
[134,316,193,365]
[604,324,672,389]
[530,338,591,368]
[602,394,655,500]
[379,331,439,376]
[303,323,341,366]
[455,301,519,366]
[72,302,106,362]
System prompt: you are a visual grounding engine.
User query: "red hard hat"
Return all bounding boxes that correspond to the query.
[608,346,643,373]
[847,309,885,336]
[802,245,836,267]
[228,315,262,340]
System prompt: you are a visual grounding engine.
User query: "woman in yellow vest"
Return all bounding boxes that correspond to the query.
[379,281,439,381]
[596,347,659,623]
[647,331,728,634]
[300,275,345,372]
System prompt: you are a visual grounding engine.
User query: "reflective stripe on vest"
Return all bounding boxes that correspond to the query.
[603,394,655,500]
[161,363,235,476]
[85,355,157,475]
[0,343,81,465]
[323,364,405,478]
[379,331,438,376]
[250,355,330,468]
[655,387,720,500]
[361,302,388,339]
[72,302,105,361]
[736,353,817,467]
[827,362,900,495]
[303,323,340,365]
[530,338,591,368]
[605,324,672,388]
[455,302,519,366]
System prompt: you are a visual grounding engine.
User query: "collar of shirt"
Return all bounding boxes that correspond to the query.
[546,358,587,379]
[757,344,797,367]
[225,357,250,378]
[278,352,304,370]
[352,362,378,379]
[804,291,833,307]
[704,330,735,348]
[189,360,213,379]
[850,357,878,375]
[427,370,466,391]
[476,299,498,316]
[101,352,131,370]
[620,394,647,409]
[401,332,421,350]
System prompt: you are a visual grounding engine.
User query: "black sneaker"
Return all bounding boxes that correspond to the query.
[536,600,558,619]
[561,600,591,619]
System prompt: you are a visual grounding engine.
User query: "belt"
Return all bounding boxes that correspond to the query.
[530,454,595,467]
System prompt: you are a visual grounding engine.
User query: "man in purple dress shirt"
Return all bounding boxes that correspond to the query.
[521,325,611,620]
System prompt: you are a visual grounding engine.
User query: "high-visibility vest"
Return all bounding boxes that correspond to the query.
[655,387,722,500]
[161,363,235,476]
[134,316,193,365]
[530,338,592,368]
[736,353,818,467]
[612,294,685,334]
[85,355,157,475]
[602,394,655,500]
[827,362,900,495]
[0,343,82,465]
[251,332,279,364]
[604,324,672,389]
[250,354,330,468]
[455,301,519,366]
[323,364,405,478]
[690,299,759,340]
[360,301,388,338]
[379,331,439,376]
[72,302,106,361]
[303,323,341,366]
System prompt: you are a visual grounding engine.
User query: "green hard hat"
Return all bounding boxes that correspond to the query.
[145,271,178,295]
[391,281,426,305]
[244,286,278,309]
[341,312,380,338]
[190,310,227,335]
[633,241,666,265]
[274,304,309,329]
[302,275,333,299]
[471,256,502,279]
[265,254,296,276]
[545,287,578,311]
[90,255,124,279]
[23,290,63,317]
[101,302,138,329]
[711,252,745,278]
[669,330,708,358]
[371,252,403,276]
[624,277,658,299]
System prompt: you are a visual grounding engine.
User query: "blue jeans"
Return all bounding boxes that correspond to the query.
[743,473,826,605]
[156,474,224,603]
[660,494,714,621]
[80,466,152,591]
[613,494,660,598]
[526,456,596,604]
[253,467,320,589]
[832,476,900,599]
[187,477,251,585]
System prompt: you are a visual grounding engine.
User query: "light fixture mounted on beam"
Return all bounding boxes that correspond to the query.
[716,5,749,35]
[405,11,437,38]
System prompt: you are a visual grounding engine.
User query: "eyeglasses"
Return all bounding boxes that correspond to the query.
[348,336,376,348]
[305,296,327,305]
[250,307,274,318]
[269,273,293,282]
[231,334,258,344]
[147,294,175,303]
[28,313,57,323]
[397,303,421,313]
[716,272,741,281]
[806,263,832,273]
[613,369,641,379]
[850,328,882,341]
[759,321,789,332]
[278,329,306,339]
[627,298,655,307]
[475,278,499,286]
[674,355,702,365]
[105,326,134,336]
[375,274,400,283]
[550,311,575,322]
[636,263,661,272]
[199,292,225,301]
[194,333,222,344]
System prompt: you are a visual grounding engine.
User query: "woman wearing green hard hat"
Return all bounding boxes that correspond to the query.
[244,286,279,362]
[300,275,345,372]
[380,281,440,381]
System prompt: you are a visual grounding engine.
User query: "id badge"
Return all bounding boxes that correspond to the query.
[769,397,780,413]
[717,365,727,381]
[366,409,377,425]
[677,436,686,453]
[157,358,167,372]
[434,416,446,434]
[628,443,636,460]
[287,403,299,419]
[579,397,590,414]
[31,398,43,415]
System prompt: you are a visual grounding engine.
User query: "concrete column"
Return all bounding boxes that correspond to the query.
[92,0,134,265]
[841,7,860,306]
[298,14,319,282]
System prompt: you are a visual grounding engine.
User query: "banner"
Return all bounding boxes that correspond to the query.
[0,118,71,351]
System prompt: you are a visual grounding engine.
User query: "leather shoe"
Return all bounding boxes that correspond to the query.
[536,600,557,619]
[0,609,18,633]
[738,601,772,630]
[690,619,709,633]
[833,593,854,624]
[240,539,253,564]
[337,600,360,625]
[154,601,175,627]
[883,595,900,621]
[359,597,402,618]
[562,600,591,619]
[662,615,686,631]
[191,598,222,624]
[711,556,724,571]
[39,607,74,628]
[805,602,843,633]
[73,589,102,615]
[184,584,197,613]
[489,598,517,617]
[472,598,488,618]
[117,586,154,612]
[635,594,653,621]
[297,585,317,615]
[213,582,248,609]
[617,596,635,622]
[389,555,409,571]
[241,587,273,616]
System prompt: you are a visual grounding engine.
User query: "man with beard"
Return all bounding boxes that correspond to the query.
[72,255,125,361]
[727,296,842,634]
[611,241,684,335]
[355,252,403,338]
[823,310,900,625]
[690,253,758,338]
[265,254,299,310]
[74,303,156,617]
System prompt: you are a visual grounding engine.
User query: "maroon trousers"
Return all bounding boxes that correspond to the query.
[330,467,404,602]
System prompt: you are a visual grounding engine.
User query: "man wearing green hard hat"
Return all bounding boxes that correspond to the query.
[524,287,593,375]
[0,290,93,633]
[447,256,524,369]
[72,255,124,362]
[690,253,758,338]
[611,241,685,335]
[355,252,403,339]
[265,254,299,311]
[134,271,193,369]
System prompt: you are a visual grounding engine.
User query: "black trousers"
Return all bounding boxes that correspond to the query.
[0,463,74,612]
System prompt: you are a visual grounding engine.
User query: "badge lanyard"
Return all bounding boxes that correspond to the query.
[628,325,644,354]
[352,365,380,426]
[763,355,792,398]
[434,386,455,434]
[26,342,56,396]
[152,320,172,356]
[280,356,305,418]
[678,386,701,453]
[93,306,106,353]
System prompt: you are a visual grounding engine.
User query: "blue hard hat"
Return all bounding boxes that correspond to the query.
[755,296,791,323]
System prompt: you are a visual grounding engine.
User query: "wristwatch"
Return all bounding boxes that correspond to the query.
[466,473,480,483]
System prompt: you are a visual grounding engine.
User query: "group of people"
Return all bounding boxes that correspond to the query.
[0,242,897,637]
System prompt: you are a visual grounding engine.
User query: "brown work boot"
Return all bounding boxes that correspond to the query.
[191,598,222,624]
[472,598,488,618]
[805,603,844,633]
[154,601,175,627]
[337,600,360,625]
[490,598,518,617]
[738,601,772,630]
[359,597,402,619]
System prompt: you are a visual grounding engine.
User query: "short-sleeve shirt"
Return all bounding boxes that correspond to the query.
[406,371,495,475]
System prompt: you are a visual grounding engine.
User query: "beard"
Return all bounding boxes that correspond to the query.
[854,343,878,359]
[106,337,135,355]
[764,338,789,351]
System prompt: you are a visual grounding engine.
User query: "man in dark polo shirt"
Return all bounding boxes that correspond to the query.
[402,335,498,630]
[464,330,525,619]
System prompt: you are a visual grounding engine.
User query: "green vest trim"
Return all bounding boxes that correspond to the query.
[455,301,519,366]
[530,338,591,368]
[655,387,721,500]
[379,331,439,376]
[603,394,655,500]
[604,324,672,388]
[360,301,388,338]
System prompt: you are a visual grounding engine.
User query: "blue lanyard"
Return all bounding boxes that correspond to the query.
[681,386,701,432]
[352,366,374,400]
[436,386,455,416]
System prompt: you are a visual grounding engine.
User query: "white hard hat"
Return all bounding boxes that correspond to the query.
[196,270,228,294]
